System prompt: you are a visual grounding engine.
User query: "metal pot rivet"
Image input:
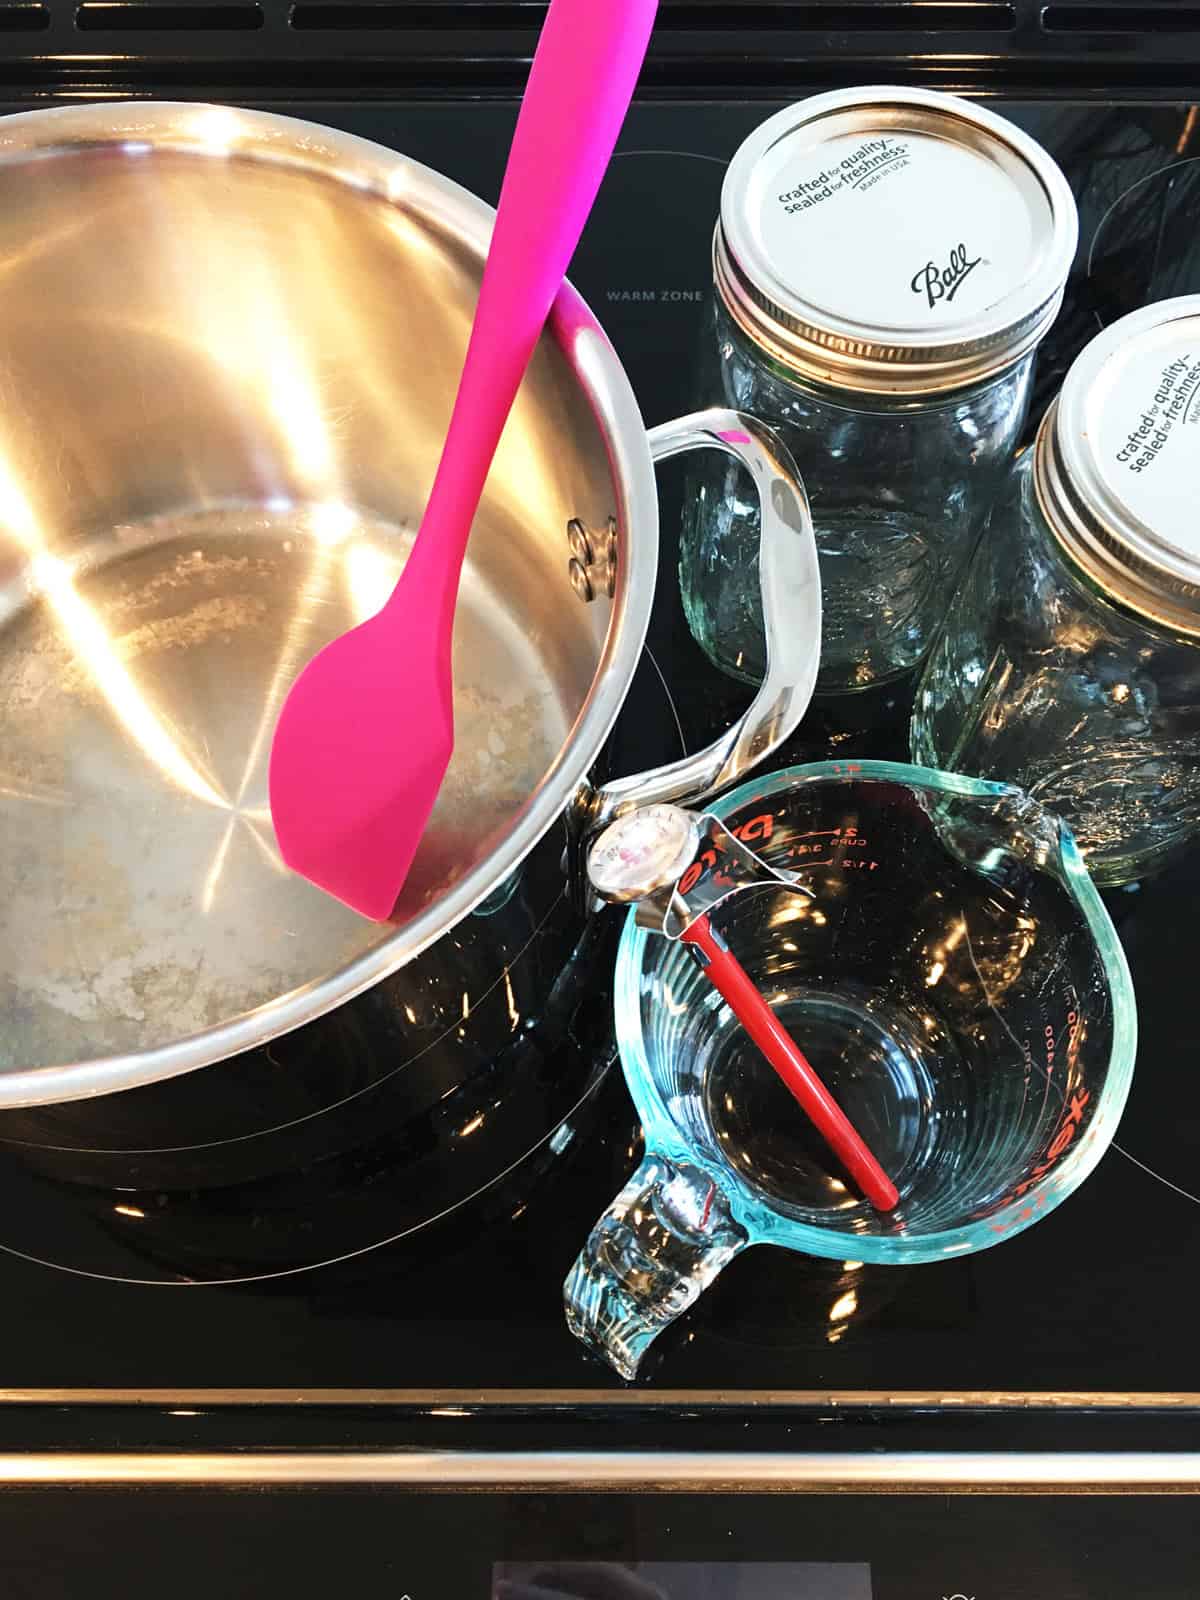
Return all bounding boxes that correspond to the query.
[567,517,594,564]
[568,556,595,603]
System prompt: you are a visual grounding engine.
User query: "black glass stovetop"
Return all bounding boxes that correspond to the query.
[1,93,1199,1443]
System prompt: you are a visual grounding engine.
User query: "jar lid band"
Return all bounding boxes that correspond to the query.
[717,87,1078,397]
[1037,296,1200,637]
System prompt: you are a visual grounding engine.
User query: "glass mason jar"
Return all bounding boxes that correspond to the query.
[679,86,1078,695]
[913,296,1200,885]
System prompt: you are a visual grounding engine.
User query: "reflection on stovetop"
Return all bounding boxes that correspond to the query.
[0,93,1198,1399]
[0,633,689,1287]
[2,660,1197,1396]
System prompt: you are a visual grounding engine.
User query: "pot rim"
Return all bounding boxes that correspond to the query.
[0,102,659,1108]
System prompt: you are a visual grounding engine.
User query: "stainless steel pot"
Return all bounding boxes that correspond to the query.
[0,103,819,1128]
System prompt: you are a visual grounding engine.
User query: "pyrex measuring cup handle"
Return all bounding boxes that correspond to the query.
[586,408,821,829]
[564,1153,747,1381]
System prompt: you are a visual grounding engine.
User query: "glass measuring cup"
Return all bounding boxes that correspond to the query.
[565,761,1137,1380]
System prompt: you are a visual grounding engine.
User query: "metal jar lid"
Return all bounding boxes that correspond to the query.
[715,86,1078,396]
[1035,295,1200,638]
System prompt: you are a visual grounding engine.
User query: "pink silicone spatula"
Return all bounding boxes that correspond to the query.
[269,0,659,920]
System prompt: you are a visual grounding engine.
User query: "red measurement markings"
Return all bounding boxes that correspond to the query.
[989,1190,1050,1233]
[1043,1011,1080,1074]
[677,812,775,897]
[1017,1087,1092,1192]
[788,825,871,860]
[677,813,879,896]
[789,831,877,871]
[1021,1037,1034,1090]
[992,1083,1092,1229]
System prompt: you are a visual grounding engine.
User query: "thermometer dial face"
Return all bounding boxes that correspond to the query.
[586,804,700,904]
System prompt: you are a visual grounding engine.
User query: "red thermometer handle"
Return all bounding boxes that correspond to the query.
[681,915,899,1212]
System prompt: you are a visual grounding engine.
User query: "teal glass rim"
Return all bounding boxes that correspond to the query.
[614,759,1138,1265]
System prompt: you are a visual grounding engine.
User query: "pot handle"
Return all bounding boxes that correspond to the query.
[587,407,820,829]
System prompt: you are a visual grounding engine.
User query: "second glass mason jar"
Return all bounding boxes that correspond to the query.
[680,86,1078,694]
[913,296,1200,885]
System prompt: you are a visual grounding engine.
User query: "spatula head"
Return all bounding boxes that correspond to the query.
[268,608,454,921]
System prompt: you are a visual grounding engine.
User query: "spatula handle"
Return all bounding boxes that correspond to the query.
[399,0,659,620]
